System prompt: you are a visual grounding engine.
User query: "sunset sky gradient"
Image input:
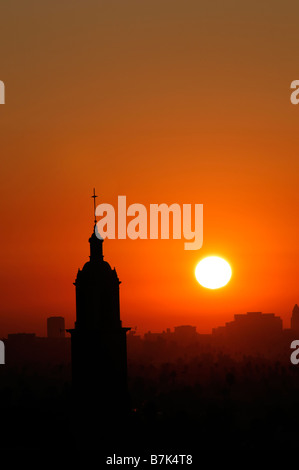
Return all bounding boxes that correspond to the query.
[1,0,299,336]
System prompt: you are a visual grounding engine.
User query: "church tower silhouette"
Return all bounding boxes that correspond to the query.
[68,190,130,415]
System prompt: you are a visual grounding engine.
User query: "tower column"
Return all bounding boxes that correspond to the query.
[68,190,130,417]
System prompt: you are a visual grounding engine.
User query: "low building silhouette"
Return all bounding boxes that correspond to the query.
[3,332,71,365]
[173,325,198,343]
[212,311,283,355]
[47,316,65,338]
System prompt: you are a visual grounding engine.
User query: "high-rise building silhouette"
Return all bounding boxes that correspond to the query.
[291,304,299,332]
[68,190,130,416]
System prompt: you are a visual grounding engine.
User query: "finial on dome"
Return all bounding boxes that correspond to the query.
[91,188,98,226]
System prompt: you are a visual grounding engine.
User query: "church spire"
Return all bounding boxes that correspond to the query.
[89,188,103,261]
[91,188,98,226]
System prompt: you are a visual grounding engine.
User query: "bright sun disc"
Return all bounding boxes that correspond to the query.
[195,256,232,289]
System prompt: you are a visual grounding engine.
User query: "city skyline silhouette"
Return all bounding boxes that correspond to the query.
[1,190,298,372]
[0,197,299,451]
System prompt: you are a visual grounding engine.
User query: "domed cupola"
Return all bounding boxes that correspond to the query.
[73,189,122,331]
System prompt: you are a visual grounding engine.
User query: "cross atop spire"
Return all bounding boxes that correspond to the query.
[91,188,98,225]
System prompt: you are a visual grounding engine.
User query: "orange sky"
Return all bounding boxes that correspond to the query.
[0,1,299,336]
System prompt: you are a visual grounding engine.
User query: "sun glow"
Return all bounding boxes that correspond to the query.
[195,256,232,289]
